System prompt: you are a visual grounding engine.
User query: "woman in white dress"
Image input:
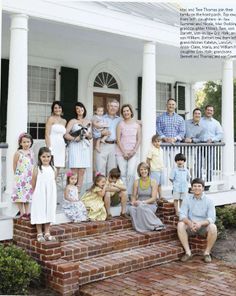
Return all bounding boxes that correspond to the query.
[64,102,92,193]
[45,101,67,173]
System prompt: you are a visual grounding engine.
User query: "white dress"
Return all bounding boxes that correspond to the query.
[50,124,66,167]
[31,166,57,225]
[68,123,91,168]
[62,186,87,222]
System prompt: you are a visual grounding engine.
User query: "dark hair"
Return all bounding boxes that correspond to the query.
[121,104,134,118]
[109,168,121,179]
[66,171,78,185]
[75,102,87,118]
[205,104,214,110]
[151,134,162,143]
[18,133,33,149]
[174,153,186,162]
[191,178,205,188]
[89,174,106,192]
[51,101,63,115]
[167,98,176,103]
[37,147,54,171]
[192,107,201,115]
[137,162,150,177]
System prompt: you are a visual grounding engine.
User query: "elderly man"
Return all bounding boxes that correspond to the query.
[156,98,185,143]
[184,108,204,143]
[177,178,217,263]
[94,99,121,176]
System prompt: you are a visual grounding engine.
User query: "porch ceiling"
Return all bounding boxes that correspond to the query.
[2,11,235,83]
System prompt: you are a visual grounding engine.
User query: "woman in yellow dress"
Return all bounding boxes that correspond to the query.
[81,174,107,221]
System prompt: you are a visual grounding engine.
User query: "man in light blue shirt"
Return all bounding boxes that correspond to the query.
[184,108,204,143]
[177,178,217,263]
[200,105,223,142]
[94,100,121,176]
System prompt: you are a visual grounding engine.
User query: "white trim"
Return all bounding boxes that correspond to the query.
[2,0,179,46]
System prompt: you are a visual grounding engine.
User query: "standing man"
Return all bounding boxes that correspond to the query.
[177,178,217,263]
[94,99,121,176]
[156,98,185,143]
[200,105,223,143]
[184,108,204,143]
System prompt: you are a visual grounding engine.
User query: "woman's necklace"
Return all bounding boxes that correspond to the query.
[140,177,151,190]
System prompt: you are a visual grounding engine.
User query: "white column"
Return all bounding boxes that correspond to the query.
[141,42,156,161]
[6,14,28,194]
[222,59,234,178]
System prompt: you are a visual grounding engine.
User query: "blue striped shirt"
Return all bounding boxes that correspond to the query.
[156,112,185,141]
[93,114,121,141]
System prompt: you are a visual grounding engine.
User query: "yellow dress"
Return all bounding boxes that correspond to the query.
[81,186,107,221]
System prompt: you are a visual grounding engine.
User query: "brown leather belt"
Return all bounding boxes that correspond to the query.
[105,140,117,144]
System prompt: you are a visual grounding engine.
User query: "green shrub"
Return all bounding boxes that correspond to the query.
[216,205,236,228]
[0,244,41,295]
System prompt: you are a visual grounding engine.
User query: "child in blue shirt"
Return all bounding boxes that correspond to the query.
[170,153,191,216]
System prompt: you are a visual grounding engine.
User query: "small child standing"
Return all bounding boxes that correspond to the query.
[170,153,191,216]
[146,135,164,200]
[63,171,87,222]
[31,147,57,242]
[92,106,109,152]
[104,168,129,220]
[12,133,34,220]
[81,174,107,221]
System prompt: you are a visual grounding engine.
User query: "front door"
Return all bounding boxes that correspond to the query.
[93,92,120,114]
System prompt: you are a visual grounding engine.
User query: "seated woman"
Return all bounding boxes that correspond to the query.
[129,162,165,233]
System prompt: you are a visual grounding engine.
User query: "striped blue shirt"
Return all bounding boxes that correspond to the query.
[156,112,185,141]
[179,193,216,224]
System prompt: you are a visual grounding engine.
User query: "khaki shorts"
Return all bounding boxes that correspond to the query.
[173,192,187,200]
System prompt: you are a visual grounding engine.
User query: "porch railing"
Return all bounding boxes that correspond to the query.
[161,142,225,187]
[0,143,8,203]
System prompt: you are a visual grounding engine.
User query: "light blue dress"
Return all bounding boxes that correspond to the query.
[62,186,87,222]
[68,123,91,168]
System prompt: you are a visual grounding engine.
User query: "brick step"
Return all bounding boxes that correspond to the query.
[78,239,184,286]
[61,226,177,261]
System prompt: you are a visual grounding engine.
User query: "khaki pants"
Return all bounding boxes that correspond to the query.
[95,143,117,176]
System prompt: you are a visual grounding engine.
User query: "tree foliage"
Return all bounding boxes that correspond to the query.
[196,80,236,140]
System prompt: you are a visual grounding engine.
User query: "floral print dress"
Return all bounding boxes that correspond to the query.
[12,149,34,203]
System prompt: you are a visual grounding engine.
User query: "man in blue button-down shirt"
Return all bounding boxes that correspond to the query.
[177,178,217,263]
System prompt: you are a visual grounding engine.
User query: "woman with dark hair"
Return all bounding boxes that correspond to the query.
[116,104,141,196]
[45,101,66,172]
[129,162,165,233]
[64,102,92,192]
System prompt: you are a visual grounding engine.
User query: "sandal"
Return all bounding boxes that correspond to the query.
[44,233,56,241]
[37,233,46,242]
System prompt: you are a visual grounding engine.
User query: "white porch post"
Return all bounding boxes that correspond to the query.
[222,59,234,182]
[6,14,28,194]
[141,42,156,161]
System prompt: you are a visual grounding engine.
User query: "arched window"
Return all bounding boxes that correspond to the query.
[93,72,118,89]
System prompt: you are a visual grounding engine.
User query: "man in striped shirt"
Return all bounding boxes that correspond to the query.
[156,98,185,142]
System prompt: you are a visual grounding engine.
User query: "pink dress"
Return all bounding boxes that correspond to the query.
[12,149,34,203]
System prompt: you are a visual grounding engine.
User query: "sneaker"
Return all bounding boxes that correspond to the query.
[180,253,192,262]
[204,254,212,263]
[120,213,130,219]
[44,233,57,242]
[37,234,46,243]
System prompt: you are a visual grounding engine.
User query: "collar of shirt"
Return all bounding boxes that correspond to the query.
[104,114,119,119]
[191,120,200,126]
[192,193,205,200]
[165,112,176,117]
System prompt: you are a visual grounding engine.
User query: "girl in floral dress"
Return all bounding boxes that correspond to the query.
[12,133,34,220]
[63,171,87,222]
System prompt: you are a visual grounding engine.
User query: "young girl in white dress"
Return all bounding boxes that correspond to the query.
[63,171,88,222]
[31,147,57,242]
